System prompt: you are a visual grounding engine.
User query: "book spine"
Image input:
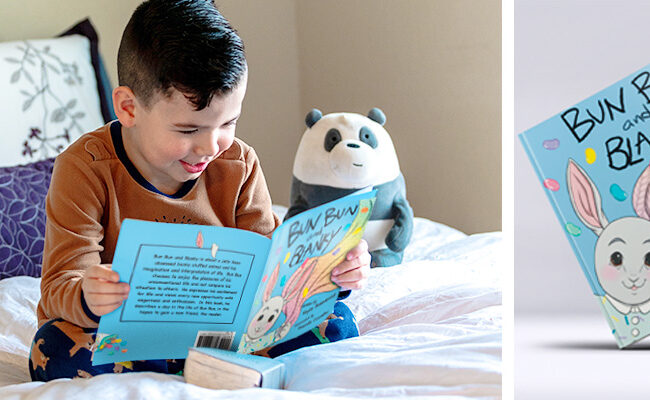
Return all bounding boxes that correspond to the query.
[596,297,625,348]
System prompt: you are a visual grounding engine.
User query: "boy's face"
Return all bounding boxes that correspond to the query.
[122,71,248,195]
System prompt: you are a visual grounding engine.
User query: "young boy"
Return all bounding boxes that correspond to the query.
[30,0,370,381]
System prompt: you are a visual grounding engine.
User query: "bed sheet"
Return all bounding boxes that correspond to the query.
[0,217,502,399]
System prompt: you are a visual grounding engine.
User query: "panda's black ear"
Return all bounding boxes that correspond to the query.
[305,109,323,128]
[368,108,386,126]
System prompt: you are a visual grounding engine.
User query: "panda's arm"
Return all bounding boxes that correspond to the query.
[284,198,309,221]
[386,195,414,252]
[284,177,310,221]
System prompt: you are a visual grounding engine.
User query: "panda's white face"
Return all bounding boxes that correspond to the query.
[328,134,376,183]
[293,113,400,189]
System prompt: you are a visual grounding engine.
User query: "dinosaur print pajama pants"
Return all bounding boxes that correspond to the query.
[29,301,358,381]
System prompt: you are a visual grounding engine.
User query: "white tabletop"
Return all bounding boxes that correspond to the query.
[516,313,650,399]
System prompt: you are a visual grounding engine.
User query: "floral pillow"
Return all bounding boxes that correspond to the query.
[0,19,114,167]
[0,158,54,279]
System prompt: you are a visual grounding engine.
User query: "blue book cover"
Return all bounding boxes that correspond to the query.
[519,65,650,348]
[92,190,375,365]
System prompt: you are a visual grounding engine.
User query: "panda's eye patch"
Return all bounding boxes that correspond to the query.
[324,128,342,152]
[359,126,378,149]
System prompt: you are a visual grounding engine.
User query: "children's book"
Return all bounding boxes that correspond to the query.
[92,190,376,365]
[184,347,285,390]
[519,64,650,348]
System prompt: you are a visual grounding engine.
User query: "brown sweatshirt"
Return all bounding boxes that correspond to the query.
[37,121,280,328]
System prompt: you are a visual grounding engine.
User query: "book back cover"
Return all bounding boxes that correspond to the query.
[93,221,271,365]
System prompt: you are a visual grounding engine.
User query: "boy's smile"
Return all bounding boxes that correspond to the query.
[179,160,209,174]
[116,71,248,195]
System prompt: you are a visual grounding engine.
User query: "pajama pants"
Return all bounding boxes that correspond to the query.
[29,301,358,381]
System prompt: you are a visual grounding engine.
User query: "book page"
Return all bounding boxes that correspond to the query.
[237,190,376,353]
[93,219,270,365]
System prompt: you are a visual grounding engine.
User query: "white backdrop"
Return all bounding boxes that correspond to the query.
[515,0,650,315]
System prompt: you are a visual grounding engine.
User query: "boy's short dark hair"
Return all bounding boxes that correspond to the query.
[117,0,246,110]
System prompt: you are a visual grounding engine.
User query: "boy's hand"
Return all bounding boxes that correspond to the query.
[331,239,371,290]
[81,264,130,317]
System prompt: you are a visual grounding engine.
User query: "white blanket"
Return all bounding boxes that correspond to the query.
[0,217,502,399]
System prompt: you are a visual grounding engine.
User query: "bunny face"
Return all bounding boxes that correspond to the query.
[567,159,650,307]
[595,217,650,305]
[246,296,283,340]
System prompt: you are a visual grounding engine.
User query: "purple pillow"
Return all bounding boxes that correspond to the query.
[0,158,54,279]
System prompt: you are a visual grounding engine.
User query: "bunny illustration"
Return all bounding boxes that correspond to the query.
[240,264,286,352]
[567,159,650,344]
[239,256,337,353]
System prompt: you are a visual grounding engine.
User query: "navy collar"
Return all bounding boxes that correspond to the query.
[110,121,196,199]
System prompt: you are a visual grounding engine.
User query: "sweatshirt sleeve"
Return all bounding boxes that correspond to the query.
[235,147,280,237]
[39,152,106,328]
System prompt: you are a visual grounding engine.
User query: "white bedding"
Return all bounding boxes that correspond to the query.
[0,216,502,399]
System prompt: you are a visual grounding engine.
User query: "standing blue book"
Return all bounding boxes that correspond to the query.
[519,65,650,348]
[92,190,375,365]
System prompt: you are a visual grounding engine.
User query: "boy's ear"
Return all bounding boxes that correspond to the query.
[112,86,137,128]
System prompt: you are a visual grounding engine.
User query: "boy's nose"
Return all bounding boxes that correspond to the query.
[195,131,219,157]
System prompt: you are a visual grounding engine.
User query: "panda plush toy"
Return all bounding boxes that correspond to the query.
[285,108,413,268]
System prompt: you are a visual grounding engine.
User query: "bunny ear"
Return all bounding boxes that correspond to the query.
[633,164,650,220]
[263,263,281,302]
[566,159,608,236]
